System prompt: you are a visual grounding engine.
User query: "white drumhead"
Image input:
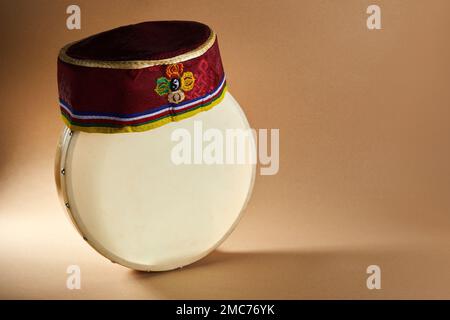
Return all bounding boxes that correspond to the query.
[56,92,255,271]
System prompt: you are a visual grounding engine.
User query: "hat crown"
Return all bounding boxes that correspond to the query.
[65,21,212,62]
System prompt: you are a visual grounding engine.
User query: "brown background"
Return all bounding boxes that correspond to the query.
[1,0,450,299]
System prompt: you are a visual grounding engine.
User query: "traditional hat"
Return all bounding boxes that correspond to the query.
[57,21,226,133]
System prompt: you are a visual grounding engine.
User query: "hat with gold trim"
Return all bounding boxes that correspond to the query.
[57,21,226,133]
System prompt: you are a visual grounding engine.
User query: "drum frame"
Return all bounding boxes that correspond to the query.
[55,95,256,271]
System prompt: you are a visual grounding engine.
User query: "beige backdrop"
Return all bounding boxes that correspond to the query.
[1,0,450,299]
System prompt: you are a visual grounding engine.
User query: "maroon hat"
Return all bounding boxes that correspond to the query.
[58,21,226,133]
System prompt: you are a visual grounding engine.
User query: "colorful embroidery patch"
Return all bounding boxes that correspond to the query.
[155,63,196,104]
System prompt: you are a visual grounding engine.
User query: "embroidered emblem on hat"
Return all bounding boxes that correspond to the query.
[155,63,196,104]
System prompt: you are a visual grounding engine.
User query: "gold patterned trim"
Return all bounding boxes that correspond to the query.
[59,29,216,69]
